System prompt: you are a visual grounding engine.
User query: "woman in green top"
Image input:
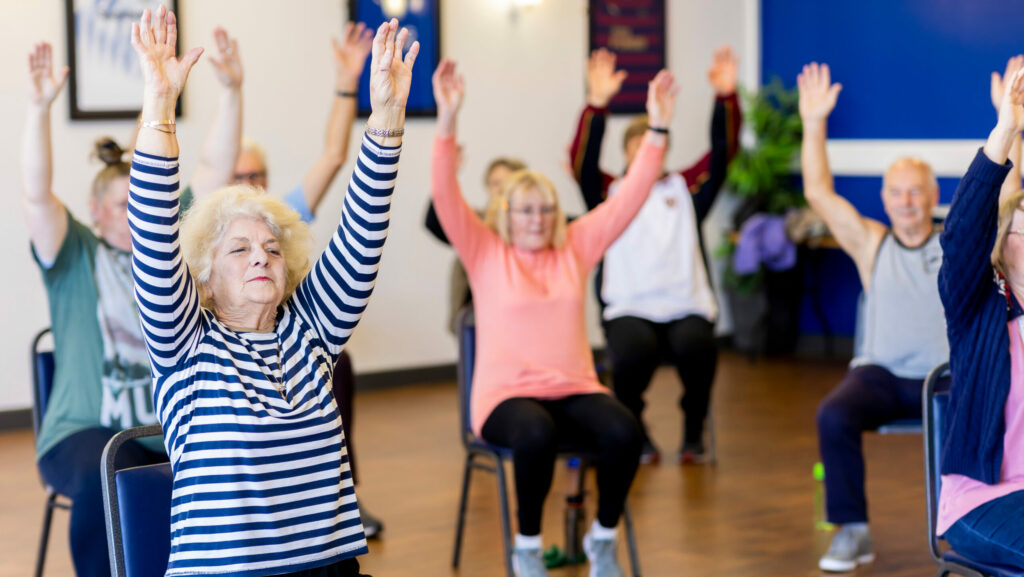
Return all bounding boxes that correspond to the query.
[21,35,243,577]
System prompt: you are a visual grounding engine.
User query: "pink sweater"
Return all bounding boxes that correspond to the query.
[431,135,666,435]
[937,318,1024,535]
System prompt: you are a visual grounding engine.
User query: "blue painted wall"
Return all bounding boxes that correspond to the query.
[762,0,1024,139]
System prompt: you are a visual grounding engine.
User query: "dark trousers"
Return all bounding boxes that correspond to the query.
[944,489,1024,571]
[331,351,358,484]
[480,393,642,536]
[604,314,717,444]
[816,364,922,524]
[277,557,369,577]
[37,427,167,577]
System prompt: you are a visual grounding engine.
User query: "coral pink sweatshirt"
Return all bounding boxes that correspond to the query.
[431,134,666,435]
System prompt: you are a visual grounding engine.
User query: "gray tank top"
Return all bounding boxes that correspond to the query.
[851,231,948,379]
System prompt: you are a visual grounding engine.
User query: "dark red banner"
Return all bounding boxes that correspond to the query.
[588,0,667,114]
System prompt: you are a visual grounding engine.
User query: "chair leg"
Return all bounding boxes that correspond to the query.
[496,460,515,577]
[452,453,475,568]
[35,492,56,577]
[565,459,587,560]
[623,502,641,577]
[706,410,718,466]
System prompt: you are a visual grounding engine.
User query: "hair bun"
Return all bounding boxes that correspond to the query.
[93,137,125,166]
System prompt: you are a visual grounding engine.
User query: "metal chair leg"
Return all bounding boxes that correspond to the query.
[706,410,718,466]
[35,491,56,577]
[496,459,515,577]
[623,502,641,577]
[452,452,475,568]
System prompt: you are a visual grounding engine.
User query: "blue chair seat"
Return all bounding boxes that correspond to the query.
[876,418,923,434]
[942,551,1024,577]
[115,463,172,577]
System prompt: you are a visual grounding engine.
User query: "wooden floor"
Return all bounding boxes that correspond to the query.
[0,352,935,577]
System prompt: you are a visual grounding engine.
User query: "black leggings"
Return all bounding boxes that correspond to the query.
[331,351,359,484]
[480,394,642,536]
[277,557,369,577]
[604,314,717,443]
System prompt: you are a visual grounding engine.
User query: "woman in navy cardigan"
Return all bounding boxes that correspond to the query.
[938,59,1024,569]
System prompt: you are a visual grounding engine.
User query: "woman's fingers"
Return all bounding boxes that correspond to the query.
[166,10,177,50]
[404,40,420,69]
[394,27,409,65]
[140,9,154,47]
[153,5,166,45]
[369,20,387,71]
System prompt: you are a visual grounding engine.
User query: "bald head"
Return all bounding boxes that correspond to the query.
[881,157,939,236]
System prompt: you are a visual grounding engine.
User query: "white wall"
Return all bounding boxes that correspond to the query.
[0,0,751,411]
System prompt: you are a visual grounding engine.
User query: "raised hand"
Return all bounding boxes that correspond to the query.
[707,45,737,96]
[368,19,419,124]
[646,69,679,130]
[587,48,627,108]
[432,59,464,120]
[334,22,374,92]
[27,42,69,107]
[797,62,842,126]
[992,55,1024,112]
[208,27,242,89]
[130,5,203,113]
[997,66,1024,134]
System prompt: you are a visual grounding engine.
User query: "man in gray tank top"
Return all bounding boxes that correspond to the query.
[798,63,948,572]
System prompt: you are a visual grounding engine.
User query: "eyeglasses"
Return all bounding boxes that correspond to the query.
[508,204,557,217]
[234,170,267,184]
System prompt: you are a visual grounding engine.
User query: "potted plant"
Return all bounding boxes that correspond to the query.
[719,77,805,355]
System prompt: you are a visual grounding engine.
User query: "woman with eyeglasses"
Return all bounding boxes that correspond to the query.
[430,59,673,577]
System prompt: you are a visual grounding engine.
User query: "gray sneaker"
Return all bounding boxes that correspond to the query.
[583,531,624,577]
[511,546,547,577]
[818,524,875,572]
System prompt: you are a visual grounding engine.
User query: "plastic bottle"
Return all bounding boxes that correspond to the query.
[813,462,835,531]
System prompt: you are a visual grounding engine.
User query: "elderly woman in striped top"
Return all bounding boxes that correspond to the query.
[127,7,416,577]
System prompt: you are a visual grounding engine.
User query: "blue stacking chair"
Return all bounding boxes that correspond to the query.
[101,424,171,577]
[923,362,1024,577]
[30,327,71,577]
[451,307,642,577]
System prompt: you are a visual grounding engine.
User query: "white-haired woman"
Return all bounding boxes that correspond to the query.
[127,7,416,576]
[430,59,674,577]
[938,60,1024,571]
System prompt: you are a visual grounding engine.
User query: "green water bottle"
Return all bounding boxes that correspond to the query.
[813,462,834,531]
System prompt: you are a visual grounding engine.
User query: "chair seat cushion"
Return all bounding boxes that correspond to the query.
[876,418,923,434]
[943,550,1024,577]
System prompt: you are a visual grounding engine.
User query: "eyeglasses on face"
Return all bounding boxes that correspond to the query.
[508,204,557,217]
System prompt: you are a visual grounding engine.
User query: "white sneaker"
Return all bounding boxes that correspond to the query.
[818,524,875,572]
[511,546,547,577]
[583,531,624,577]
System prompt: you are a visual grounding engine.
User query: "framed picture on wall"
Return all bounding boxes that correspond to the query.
[588,0,667,114]
[349,0,440,117]
[64,0,182,120]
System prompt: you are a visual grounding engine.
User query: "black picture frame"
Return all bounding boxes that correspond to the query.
[348,0,441,117]
[588,0,667,114]
[65,0,182,120]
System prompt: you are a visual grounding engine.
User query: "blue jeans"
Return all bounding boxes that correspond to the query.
[37,427,166,577]
[945,489,1024,571]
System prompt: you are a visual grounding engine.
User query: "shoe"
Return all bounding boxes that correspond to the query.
[818,524,875,572]
[639,440,661,465]
[512,546,548,577]
[583,531,624,577]
[359,505,384,539]
[678,441,707,464]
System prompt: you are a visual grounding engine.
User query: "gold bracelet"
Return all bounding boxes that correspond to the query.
[142,120,176,134]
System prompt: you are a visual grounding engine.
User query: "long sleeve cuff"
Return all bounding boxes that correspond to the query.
[968,147,1013,187]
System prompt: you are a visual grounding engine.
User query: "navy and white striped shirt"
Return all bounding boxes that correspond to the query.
[128,136,400,577]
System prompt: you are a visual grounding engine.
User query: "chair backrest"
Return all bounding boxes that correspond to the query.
[101,424,170,577]
[455,306,476,446]
[922,361,951,564]
[30,328,55,439]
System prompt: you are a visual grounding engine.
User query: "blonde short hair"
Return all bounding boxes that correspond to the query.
[240,137,268,168]
[180,185,312,309]
[992,189,1024,275]
[885,157,939,192]
[486,170,567,249]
